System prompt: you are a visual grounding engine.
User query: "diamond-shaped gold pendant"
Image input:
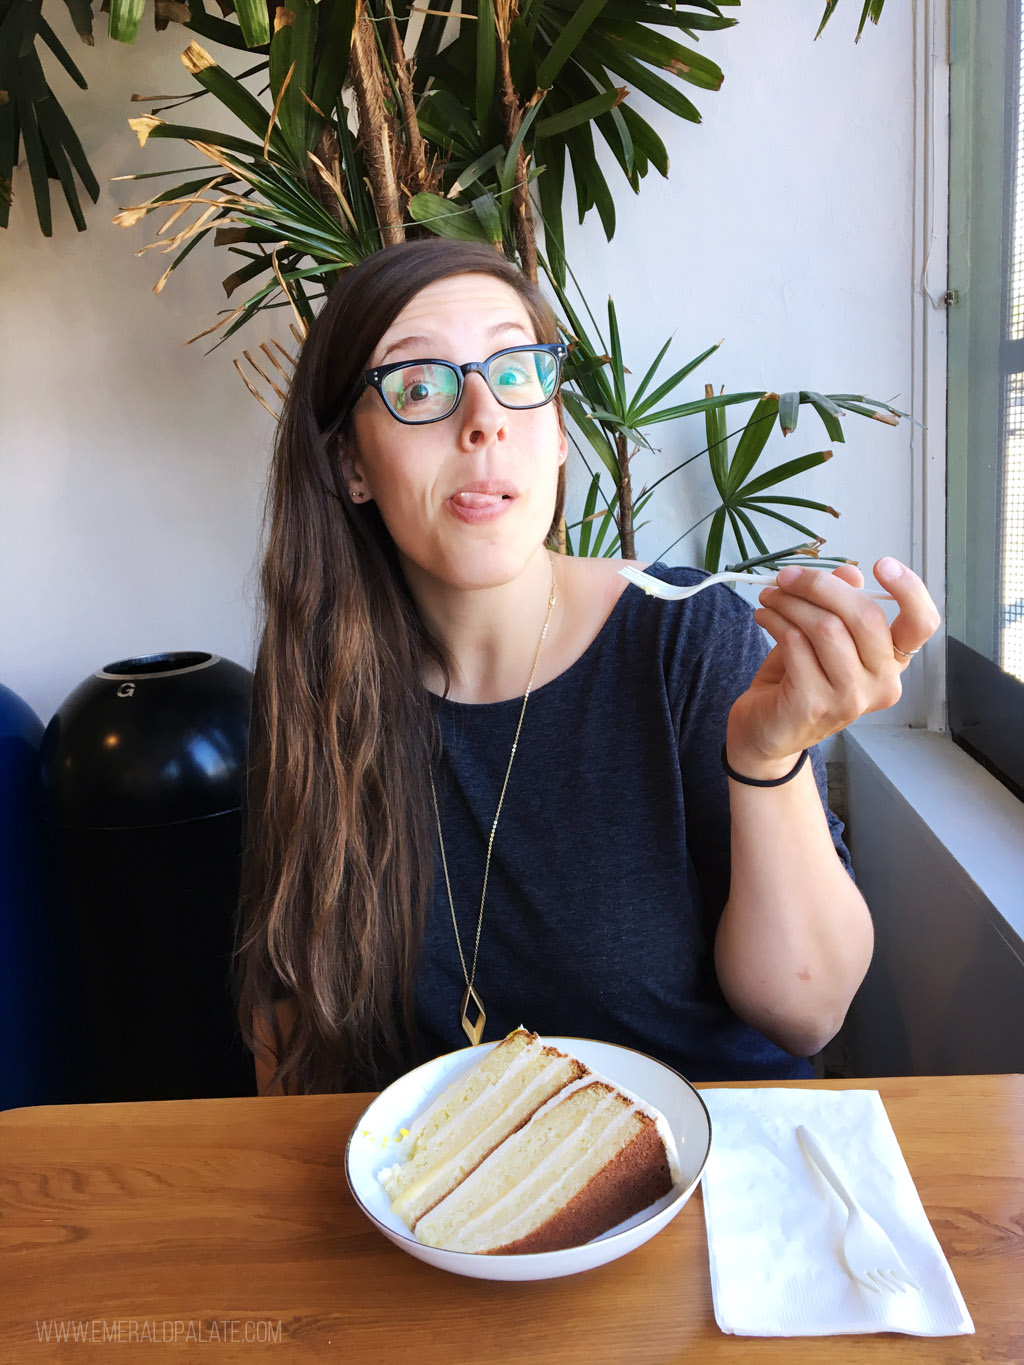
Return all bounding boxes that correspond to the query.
[460,985,486,1046]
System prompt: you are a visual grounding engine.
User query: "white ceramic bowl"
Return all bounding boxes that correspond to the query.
[345,1036,712,1281]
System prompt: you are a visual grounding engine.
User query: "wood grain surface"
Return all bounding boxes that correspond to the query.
[1,1075,1021,1364]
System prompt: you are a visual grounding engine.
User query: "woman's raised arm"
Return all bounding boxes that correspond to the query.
[714,557,940,1058]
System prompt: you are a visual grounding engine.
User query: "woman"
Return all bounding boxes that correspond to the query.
[236,239,940,1096]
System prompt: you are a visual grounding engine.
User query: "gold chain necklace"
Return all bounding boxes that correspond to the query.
[429,559,558,1047]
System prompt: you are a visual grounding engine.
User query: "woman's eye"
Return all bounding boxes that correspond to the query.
[384,364,458,416]
[495,365,529,387]
[395,371,440,407]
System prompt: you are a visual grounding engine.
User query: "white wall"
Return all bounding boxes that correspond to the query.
[0,1,920,725]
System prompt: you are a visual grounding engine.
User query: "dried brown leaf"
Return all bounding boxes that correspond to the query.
[271,248,306,334]
[301,88,327,119]
[128,116,164,147]
[153,262,175,294]
[265,61,294,159]
[307,150,357,231]
[259,341,291,379]
[112,205,151,228]
[234,358,281,419]
[270,337,298,370]
[186,305,247,346]
[135,201,221,256]
[243,350,289,404]
[181,41,216,76]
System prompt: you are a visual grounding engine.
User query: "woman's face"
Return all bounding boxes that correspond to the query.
[344,273,567,594]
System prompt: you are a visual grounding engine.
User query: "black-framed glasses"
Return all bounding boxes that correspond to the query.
[359,342,568,425]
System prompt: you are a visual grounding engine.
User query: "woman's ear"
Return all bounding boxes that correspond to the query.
[338,436,373,505]
[556,425,568,468]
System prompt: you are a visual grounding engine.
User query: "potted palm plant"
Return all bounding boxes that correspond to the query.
[1,0,892,564]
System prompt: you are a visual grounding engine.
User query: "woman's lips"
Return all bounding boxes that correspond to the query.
[447,484,518,524]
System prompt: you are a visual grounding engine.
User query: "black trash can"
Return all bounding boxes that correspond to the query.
[38,651,257,1102]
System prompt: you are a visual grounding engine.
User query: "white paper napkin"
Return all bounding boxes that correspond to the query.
[700,1088,974,1337]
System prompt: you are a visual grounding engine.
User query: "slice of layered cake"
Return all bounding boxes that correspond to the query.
[378,1030,679,1254]
[379,1029,587,1230]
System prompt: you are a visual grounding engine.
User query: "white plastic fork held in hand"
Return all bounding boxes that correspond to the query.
[617,564,895,602]
[796,1125,922,1295]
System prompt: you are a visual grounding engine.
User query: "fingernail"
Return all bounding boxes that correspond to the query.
[878,556,904,579]
[776,566,800,587]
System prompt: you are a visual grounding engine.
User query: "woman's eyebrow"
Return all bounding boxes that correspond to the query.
[376,321,532,366]
[377,334,431,365]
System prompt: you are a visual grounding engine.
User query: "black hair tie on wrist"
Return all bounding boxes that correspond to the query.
[721,743,809,787]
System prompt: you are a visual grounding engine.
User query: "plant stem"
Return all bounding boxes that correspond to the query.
[495,2,537,279]
[349,3,405,246]
[384,2,430,198]
[615,432,636,559]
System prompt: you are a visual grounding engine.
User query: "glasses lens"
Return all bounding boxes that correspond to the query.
[381,363,459,422]
[486,348,559,408]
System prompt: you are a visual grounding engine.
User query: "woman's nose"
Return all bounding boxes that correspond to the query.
[456,372,509,446]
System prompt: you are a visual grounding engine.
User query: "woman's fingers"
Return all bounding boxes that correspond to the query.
[736,558,942,758]
[830,562,865,591]
[872,557,942,666]
[755,595,865,696]
[746,603,839,755]
[754,598,892,730]
[754,603,831,693]
[759,567,894,682]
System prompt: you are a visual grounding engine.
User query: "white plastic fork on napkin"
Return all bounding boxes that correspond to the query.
[700,1088,974,1337]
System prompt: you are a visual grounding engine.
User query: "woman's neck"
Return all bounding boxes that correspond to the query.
[405,549,559,705]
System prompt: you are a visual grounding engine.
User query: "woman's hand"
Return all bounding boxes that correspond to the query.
[725,557,941,779]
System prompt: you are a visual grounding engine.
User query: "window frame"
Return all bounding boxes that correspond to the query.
[946,0,1024,799]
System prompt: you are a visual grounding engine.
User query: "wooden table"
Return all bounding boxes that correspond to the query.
[1,1075,1021,1363]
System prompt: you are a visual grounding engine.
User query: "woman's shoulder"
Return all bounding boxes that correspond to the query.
[603,559,758,635]
[539,556,762,699]
[560,555,757,638]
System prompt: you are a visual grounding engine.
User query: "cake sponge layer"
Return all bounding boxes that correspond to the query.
[378,1029,585,1228]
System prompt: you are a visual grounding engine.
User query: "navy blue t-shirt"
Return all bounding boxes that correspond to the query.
[413,563,853,1082]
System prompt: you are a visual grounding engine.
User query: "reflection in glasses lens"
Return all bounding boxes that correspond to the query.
[381,363,459,421]
[380,347,560,423]
[485,348,559,406]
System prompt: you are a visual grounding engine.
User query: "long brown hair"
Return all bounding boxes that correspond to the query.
[236,240,566,1094]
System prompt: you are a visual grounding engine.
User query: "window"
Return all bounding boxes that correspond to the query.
[947,0,1024,798]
